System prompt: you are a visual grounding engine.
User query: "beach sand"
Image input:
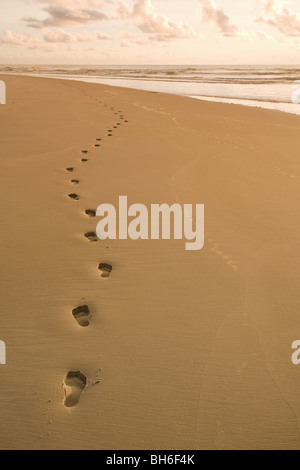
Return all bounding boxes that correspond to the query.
[0,75,300,450]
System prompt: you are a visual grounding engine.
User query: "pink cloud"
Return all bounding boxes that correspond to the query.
[256,0,300,36]
[43,28,95,42]
[0,30,40,46]
[37,0,112,8]
[97,31,112,40]
[0,30,58,52]
[24,1,108,28]
[198,0,238,37]
[117,0,196,40]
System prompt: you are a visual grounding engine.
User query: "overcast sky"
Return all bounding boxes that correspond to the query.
[0,0,300,64]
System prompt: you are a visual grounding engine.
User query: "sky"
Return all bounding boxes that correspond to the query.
[0,0,300,65]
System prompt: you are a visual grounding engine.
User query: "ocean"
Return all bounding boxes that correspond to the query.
[1,65,300,115]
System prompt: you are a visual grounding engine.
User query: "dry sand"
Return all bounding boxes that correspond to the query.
[0,75,300,450]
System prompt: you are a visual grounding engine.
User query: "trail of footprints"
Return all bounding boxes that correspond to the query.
[62,103,129,408]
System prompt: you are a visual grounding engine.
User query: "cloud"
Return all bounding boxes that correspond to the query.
[117,0,196,40]
[198,0,238,37]
[256,0,300,36]
[97,31,112,40]
[36,0,112,9]
[0,30,57,52]
[0,27,99,50]
[28,43,57,52]
[0,30,40,46]
[119,31,137,39]
[119,33,152,46]
[24,4,108,28]
[43,28,95,42]
[255,30,274,40]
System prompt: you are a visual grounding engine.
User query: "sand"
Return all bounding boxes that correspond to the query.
[0,75,300,450]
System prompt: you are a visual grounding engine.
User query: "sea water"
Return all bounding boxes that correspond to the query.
[1,64,300,115]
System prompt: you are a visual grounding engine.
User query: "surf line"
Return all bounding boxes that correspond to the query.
[0,341,6,365]
[96,196,204,251]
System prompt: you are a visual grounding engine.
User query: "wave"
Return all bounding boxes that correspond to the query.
[1,65,300,113]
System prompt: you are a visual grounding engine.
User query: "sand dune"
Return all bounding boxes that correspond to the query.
[0,75,300,450]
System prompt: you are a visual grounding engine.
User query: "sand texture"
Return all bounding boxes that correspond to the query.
[0,75,300,450]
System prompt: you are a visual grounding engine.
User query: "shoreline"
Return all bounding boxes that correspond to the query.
[1,71,299,117]
[1,75,300,450]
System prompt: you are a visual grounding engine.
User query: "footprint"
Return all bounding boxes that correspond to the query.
[113,126,117,129]
[117,123,121,126]
[82,150,88,154]
[71,180,79,185]
[96,139,102,142]
[95,144,100,147]
[98,263,112,278]
[81,158,88,163]
[66,168,74,173]
[68,193,79,200]
[84,232,98,242]
[63,371,87,408]
[72,305,91,327]
[108,134,113,137]
[85,209,96,218]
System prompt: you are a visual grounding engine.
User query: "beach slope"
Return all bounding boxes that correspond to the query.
[0,75,300,450]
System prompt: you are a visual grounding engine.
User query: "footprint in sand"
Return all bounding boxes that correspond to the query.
[85,209,96,218]
[108,134,113,137]
[72,305,91,327]
[68,193,79,200]
[81,158,88,163]
[71,180,79,185]
[95,144,100,147]
[81,150,88,155]
[96,139,102,142]
[63,371,87,408]
[98,263,112,278]
[84,232,98,242]
[66,168,74,173]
